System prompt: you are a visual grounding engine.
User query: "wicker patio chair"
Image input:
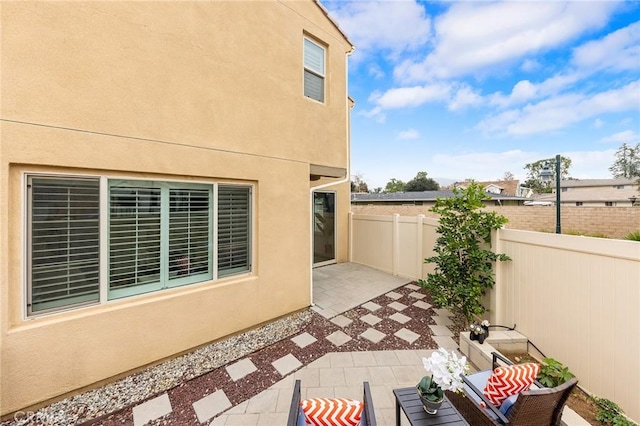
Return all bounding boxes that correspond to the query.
[286,379,377,426]
[446,352,578,426]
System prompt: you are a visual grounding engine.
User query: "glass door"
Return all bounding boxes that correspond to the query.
[313,191,336,265]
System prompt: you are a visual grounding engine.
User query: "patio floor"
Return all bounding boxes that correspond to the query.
[126,263,459,426]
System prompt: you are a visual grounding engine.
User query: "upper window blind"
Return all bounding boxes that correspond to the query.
[304,38,325,102]
[28,177,100,313]
[218,186,251,276]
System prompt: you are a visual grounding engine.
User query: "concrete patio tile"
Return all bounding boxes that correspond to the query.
[360,313,382,326]
[226,400,249,414]
[326,330,352,346]
[333,385,362,401]
[372,350,400,366]
[361,301,382,312]
[306,387,336,399]
[330,315,353,328]
[385,291,403,300]
[246,388,279,414]
[392,365,422,385]
[432,315,454,326]
[405,284,420,290]
[389,312,411,324]
[370,385,396,409]
[352,351,377,367]
[257,412,289,425]
[329,352,354,368]
[412,300,432,310]
[408,291,426,299]
[313,306,338,319]
[394,350,422,366]
[132,393,172,426]
[360,328,386,343]
[388,301,408,311]
[308,354,331,368]
[428,325,453,336]
[272,354,303,376]
[224,413,259,425]
[394,328,420,344]
[294,366,320,387]
[367,366,397,386]
[433,308,453,317]
[319,367,346,386]
[192,390,232,424]
[226,358,257,382]
[343,366,370,385]
[291,332,317,348]
[433,335,459,349]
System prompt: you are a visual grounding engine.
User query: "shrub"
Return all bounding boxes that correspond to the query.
[594,397,638,426]
[624,231,640,241]
[537,357,575,388]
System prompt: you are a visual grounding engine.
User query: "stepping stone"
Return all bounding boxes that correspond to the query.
[193,390,232,424]
[226,358,257,382]
[433,308,453,317]
[385,291,402,300]
[388,301,408,311]
[361,301,382,312]
[272,354,303,376]
[326,330,352,347]
[394,328,420,344]
[409,291,426,299]
[330,315,353,328]
[360,313,382,326]
[432,315,454,326]
[389,312,411,324]
[405,284,420,290]
[413,300,432,310]
[428,325,453,336]
[360,328,386,343]
[291,332,317,348]
[133,393,172,426]
[433,335,459,349]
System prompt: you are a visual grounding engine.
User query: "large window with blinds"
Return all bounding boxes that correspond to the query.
[27,175,252,315]
[303,37,325,103]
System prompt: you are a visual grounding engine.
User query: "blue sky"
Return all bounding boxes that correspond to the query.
[321,0,640,189]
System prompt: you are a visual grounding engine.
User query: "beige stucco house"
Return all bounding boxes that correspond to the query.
[0,0,353,416]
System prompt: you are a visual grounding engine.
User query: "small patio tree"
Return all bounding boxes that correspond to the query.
[419,182,510,324]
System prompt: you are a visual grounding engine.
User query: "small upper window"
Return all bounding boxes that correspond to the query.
[303,37,325,103]
[605,201,614,206]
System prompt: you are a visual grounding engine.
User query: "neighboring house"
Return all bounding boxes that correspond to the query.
[535,178,639,207]
[351,191,530,206]
[0,1,353,415]
[453,180,532,197]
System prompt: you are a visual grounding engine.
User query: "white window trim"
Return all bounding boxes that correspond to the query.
[303,36,326,103]
[24,172,254,318]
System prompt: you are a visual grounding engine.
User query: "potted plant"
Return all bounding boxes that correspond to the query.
[418,348,469,414]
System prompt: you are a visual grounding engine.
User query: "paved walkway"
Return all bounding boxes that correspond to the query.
[129,263,460,426]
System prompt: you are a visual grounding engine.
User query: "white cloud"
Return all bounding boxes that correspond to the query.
[397,128,420,140]
[448,84,483,111]
[593,118,605,129]
[600,130,640,144]
[369,84,450,109]
[563,149,617,179]
[478,80,640,136]
[326,1,431,63]
[368,64,385,79]
[521,59,541,73]
[489,73,582,108]
[394,1,619,82]
[572,21,640,73]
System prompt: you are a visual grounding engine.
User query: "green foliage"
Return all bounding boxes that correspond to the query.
[624,231,640,241]
[594,397,638,426]
[405,171,440,191]
[609,142,640,179]
[417,376,444,402]
[524,156,572,193]
[418,183,510,324]
[384,178,406,193]
[537,357,575,388]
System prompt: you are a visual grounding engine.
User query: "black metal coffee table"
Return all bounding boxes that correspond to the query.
[393,387,469,426]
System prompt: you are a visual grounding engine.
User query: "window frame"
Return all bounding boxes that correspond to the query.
[25,173,254,317]
[303,36,326,103]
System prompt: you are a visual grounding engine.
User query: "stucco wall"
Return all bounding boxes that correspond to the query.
[1,0,352,414]
[351,205,640,239]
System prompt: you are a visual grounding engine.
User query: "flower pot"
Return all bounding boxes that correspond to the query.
[417,387,444,414]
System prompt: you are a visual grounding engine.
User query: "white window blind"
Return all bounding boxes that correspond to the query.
[304,38,325,102]
[108,184,162,296]
[218,186,251,276]
[28,177,100,313]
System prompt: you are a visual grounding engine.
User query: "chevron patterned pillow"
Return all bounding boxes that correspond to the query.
[301,398,363,426]
[483,363,540,406]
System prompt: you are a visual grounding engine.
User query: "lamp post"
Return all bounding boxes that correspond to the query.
[540,155,561,234]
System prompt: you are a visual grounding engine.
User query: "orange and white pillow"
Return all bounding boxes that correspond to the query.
[483,363,540,406]
[301,398,363,426]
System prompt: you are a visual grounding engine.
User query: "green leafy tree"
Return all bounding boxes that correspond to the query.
[523,156,572,193]
[419,183,510,324]
[384,178,406,193]
[351,174,369,193]
[609,142,640,179]
[405,171,440,191]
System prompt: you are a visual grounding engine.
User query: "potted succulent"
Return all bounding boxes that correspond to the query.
[418,349,469,414]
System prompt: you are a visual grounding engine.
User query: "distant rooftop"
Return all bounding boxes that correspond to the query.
[351,190,530,202]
